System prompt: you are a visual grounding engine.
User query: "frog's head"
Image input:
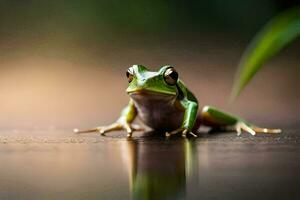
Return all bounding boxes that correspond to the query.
[126,65,179,97]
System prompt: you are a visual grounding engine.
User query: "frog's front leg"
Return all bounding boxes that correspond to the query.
[74,100,143,137]
[166,100,198,138]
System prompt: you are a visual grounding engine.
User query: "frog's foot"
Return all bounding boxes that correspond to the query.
[235,122,256,136]
[165,128,197,138]
[73,122,144,138]
[234,122,281,136]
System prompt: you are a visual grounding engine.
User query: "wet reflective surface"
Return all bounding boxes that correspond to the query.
[0,130,299,200]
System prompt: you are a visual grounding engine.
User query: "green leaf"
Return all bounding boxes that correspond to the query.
[230,6,300,102]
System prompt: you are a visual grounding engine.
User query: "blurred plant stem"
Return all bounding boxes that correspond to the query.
[230,6,300,102]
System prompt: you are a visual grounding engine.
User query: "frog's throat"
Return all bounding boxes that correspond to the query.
[127,88,177,96]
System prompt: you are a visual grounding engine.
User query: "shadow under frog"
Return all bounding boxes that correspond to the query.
[120,131,198,200]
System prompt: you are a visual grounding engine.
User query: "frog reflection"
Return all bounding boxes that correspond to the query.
[120,134,198,200]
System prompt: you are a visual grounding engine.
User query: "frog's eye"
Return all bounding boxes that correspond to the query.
[126,68,134,83]
[164,67,178,85]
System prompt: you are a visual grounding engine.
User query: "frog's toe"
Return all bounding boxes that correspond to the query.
[97,123,121,134]
[182,129,197,138]
[131,124,144,131]
[127,133,133,138]
[235,122,256,136]
[73,127,101,134]
[120,122,144,137]
[165,132,171,137]
[165,127,184,138]
[182,129,187,138]
[165,128,197,138]
[189,131,198,137]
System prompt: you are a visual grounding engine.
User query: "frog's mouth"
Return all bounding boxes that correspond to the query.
[127,88,176,96]
[128,89,177,102]
[127,88,177,96]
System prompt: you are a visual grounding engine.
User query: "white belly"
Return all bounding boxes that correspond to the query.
[130,93,185,131]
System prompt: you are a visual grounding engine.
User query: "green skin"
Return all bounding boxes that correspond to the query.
[75,65,281,137]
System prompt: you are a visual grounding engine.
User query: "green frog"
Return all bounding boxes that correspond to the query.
[74,65,281,137]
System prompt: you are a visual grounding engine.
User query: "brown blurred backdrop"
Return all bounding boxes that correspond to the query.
[0,0,299,131]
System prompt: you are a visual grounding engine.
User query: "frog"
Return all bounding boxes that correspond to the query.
[74,65,281,138]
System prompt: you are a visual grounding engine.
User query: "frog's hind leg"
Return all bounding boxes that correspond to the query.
[200,106,281,136]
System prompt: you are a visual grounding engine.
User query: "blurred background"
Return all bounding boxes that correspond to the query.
[0,0,299,131]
